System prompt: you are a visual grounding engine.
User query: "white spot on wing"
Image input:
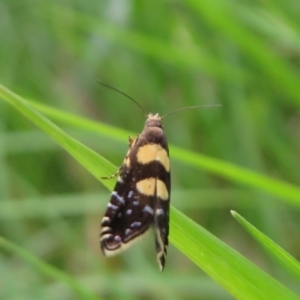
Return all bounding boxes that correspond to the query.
[107,203,118,210]
[125,228,131,236]
[143,205,154,215]
[126,209,132,215]
[112,191,125,204]
[156,208,164,216]
[131,222,141,228]
[128,191,134,198]
[114,235,122,242]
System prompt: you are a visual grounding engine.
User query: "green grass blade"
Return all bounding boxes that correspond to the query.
[171,207,300,300]
[172,146,300,207]
[231,211,300,282]
[28,99,131,142]
[46,2,244,83]
[0,84,115,191]
[185,0,300,107]
[0,237,100,300]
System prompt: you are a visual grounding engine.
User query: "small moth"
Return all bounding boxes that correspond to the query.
[98,83,220,271]
[100,112,170,271]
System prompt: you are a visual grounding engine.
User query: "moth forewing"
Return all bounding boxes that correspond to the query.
[100,113,171,270]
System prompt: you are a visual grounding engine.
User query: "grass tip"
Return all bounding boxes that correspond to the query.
[230,210,237,217]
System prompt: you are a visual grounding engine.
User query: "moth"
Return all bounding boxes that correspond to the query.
[98,83,219,271]
[100,112,170,271]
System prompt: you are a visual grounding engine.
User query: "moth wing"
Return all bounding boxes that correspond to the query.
[100,138,155,256]
[154,153,170,271]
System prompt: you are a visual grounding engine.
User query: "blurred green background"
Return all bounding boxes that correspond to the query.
[1,0,300,299]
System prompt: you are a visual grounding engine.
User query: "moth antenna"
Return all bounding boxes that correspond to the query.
[97,82,147,116]
[162,104,222,119]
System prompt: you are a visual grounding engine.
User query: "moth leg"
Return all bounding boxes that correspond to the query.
[128,136,134,147]
[102,135,138,180]
[128,135,139,148]
[101,168,121,180]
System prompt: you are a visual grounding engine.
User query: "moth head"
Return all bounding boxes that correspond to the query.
[145,113,163,128]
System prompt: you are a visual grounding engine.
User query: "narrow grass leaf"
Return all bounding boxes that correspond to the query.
[45,2,244,83]
[0,237,100,300]
[28,99,131,142]
[171,207,300,300]
[171,146,300,207]
[0,84,115,190]
[231,210,300,282]
[185,0,300,107]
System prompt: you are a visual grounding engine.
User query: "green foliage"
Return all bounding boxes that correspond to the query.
[0,0,300,299]
[232,211,300,283]
[2,84,300,299]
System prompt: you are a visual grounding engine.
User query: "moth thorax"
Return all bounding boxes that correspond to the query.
[145,113,163,128]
